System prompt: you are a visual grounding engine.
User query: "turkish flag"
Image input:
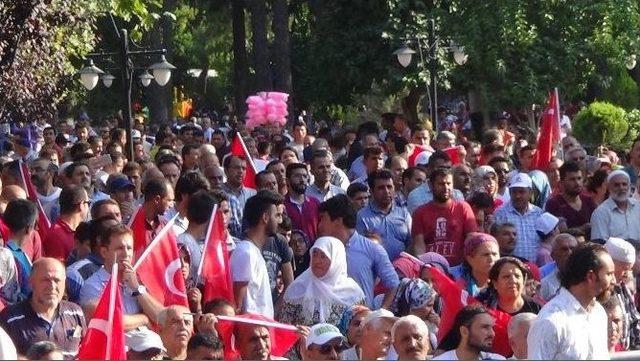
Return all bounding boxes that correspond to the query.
[18,161,51,238]
[230,133,257,189]
[133,215,189,307]
[198,207,234,305]
[427,265,512,357]
[534,88,561,170]
[216,314,299,360]
[443,146,461,165]
[128,206,148,260]
[77,264,126,360]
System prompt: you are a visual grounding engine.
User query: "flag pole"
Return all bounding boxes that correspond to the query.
[105,262,118,360]
[235,133,258,175]
[196,204,218,282]
[554,87,561,126]
[133,213,179,270]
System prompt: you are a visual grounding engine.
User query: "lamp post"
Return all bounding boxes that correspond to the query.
[393,19,468,131]
[77,28,176,161]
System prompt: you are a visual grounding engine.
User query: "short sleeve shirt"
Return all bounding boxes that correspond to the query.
[411,200,478,266]
[261,234,293,301]
[230,240,274,318]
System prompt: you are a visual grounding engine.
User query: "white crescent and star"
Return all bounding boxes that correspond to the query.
[164,258,187,298]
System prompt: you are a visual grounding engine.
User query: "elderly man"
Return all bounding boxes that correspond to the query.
[302,323,348,361]
[158,305,194,360]
[507,313,536,360]
[391,315,430,361]
[540,234,578,301]
[0,258,86,358]
[605,237,640,350]
[358,309,397,360]
[591,170,640,241]
[494,173,544,262]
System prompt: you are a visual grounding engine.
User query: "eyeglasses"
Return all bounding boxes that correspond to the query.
[316,341,349,354]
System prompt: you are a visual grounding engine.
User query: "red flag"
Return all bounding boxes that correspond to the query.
[77,264,126,360]
[534,88,561,170]
[230,133,257,189]
[421,261,511,357]
[443,146,461,165]
[128,206,148,259]
[216,314,299,360]
[133,215,189,307]
[198,206,234,305]
[18,161,51,238]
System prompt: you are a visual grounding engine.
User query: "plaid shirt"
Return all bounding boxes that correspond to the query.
[494,202,543,262]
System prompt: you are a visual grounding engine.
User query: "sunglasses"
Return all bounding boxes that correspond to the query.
[316,341,349,354]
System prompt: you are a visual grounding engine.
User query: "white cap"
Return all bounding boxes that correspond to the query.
[125,327,166,352]
[508,172,533,189]
[605,237,636,264]
[305,323,346,348]
[535,212,559,236]
[131,129,142,139]
[58,161,73,176]
[361,308,397,329]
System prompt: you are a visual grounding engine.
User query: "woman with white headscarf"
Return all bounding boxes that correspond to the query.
[277,236,365,327]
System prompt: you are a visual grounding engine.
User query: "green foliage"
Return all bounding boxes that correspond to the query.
[600,66,640,110]
[573,101,628,148]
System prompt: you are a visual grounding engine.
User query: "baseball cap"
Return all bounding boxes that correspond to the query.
[305,323,346,349]
[534,212,559,237]
[125,328,166,352]
[107,174,135,193]
[508,172,532,189]
[361,309,397,329]
[132,129,142,139]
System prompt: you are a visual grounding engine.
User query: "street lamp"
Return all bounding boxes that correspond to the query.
[101,74,116,88]
[393,19,468,130]
[80,26,174,161]
[138,71,154,87]
[149,55,177,86]
[78,60,104,90]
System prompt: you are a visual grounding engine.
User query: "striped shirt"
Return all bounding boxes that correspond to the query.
[494,202,543,261]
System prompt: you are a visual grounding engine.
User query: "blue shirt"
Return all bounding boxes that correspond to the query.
[79,267,141,315]
[540,261,557,278]
[356,202,412,261]
[406,184,464,214]
[6,241,32,300]
[66,253,103,303]
[494,202,544,262]
[345,231,400,307]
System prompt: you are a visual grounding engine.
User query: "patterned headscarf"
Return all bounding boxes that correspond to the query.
[393,278,437,316]
[337,304,370,336]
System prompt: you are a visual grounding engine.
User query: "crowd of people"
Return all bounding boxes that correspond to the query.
[0,107,636,360]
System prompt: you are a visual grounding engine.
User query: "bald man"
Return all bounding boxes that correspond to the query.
[0,258,86,358]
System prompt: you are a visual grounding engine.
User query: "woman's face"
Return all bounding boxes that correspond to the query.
[494,263,524,300]
[311,248,331,278]
[280,149,298,166]
[467,242,500,276]
[484,173,498,195]
[347,311,369,345]
[290,233,308,258]
[607,304,623,351]
[179,249,190,281]
[409,295,438,326]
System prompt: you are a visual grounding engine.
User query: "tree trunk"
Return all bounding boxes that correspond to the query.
[402,87,424,127]
[146,0,175,124]
[248,0,271,91]
[232,0,249,117]
[271,0,292,122]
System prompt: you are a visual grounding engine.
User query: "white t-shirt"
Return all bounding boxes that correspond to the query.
[230,240,274,318]
[37,186,61,223]
[432,349,506,360]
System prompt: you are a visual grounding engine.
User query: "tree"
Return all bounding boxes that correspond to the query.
[232,0,249,115]
[248,0,271,91]
[572,101,627,149]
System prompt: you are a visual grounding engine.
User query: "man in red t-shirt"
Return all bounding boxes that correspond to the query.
[411,167,478,266]
[43,185,89,262]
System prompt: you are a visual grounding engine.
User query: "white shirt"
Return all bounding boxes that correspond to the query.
[590,197,640,241]
[527,287,609,360]
[230,240,274,318]
[37,186,61,222]
[0,326,17,360]
[432,349,505,360]
[540,268,561,301]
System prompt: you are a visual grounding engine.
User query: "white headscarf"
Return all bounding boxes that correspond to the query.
[283,236,365,324]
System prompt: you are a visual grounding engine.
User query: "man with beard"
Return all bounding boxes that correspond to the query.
[356,170,411,261]
[527,243,614,359]
[392,315,431,361]
[545,161,596,233]
[491,222,518,257]
[452,164,473,199]
[223,155,257,212]
[433,305,505,360]
[591,170,640,241]
[29,158,60,222]
[306,150,345,202]
[230,190,283,317]
[411,167,477,266]
[283,163,320,242]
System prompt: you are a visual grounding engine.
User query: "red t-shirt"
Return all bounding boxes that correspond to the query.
[411,200,478,266]
[42,219,75,262]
